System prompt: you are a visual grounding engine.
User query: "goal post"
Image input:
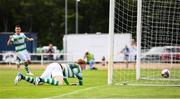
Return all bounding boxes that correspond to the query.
[136,0,142,80]
[108,0,115,85]
[108,0,138,85]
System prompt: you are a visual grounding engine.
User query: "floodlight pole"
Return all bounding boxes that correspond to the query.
[76,0,80,34]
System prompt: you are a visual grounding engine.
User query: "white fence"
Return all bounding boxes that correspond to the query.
[0,51,138,66]
[0,52,74,66]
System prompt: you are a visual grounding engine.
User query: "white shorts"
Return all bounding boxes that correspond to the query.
[17,50,30,62]
[40,63,63,78]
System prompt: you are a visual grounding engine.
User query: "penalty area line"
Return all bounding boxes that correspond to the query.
[43,85,106,99]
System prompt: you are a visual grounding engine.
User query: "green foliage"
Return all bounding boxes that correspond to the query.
[0,0,110,49]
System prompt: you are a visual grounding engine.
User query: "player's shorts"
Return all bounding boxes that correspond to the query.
[40,63,63,78]
[124,55,129,61]
[87,60,94,64]
[134,55,137,61]
[16,50,30,62]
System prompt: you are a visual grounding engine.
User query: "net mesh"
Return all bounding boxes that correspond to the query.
[112,0,180,86]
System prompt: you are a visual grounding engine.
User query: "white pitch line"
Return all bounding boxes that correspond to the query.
[43,85,106,99]
[0,89,16,92]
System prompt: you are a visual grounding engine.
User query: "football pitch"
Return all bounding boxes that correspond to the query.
[0,64,180,98]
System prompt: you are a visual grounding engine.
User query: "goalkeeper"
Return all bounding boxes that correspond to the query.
[14,59,85,86]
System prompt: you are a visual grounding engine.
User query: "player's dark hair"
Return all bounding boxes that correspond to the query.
[15,25,21,28]
[77,59,86,64]
[85,52,89,55]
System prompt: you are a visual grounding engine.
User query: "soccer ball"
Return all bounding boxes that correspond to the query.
[161,69,170,78]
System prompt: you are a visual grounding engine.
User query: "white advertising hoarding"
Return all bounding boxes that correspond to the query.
[63,33,132,62]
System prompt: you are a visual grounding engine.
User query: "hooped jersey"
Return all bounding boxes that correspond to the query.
[61,63,83,85]
[10,33,27,52]
[61,63,82,78]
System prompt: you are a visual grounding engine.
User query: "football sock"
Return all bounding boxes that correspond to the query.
[40,78,59,86]
[24,64,30,73]
[21,75,35,84]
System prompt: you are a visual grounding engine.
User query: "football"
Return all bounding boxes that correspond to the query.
[161,69,170,78]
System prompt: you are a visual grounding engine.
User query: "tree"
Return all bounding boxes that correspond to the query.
[0,0,113,49]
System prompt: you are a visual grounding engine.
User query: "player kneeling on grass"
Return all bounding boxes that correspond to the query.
[14,59,85,86]
[84,52,97,70]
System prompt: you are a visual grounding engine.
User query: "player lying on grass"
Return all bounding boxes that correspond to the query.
[7,25,34,75]
[14,59,85,86]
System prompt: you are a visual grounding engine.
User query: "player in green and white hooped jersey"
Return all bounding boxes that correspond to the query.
[14,59,85,86]
[61,60,84,86]
[7,25,34,75]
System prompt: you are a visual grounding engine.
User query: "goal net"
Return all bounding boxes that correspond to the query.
[109,0,180,86]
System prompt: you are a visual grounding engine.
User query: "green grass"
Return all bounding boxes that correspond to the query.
[113,69,180,85]
[0,68,180,98]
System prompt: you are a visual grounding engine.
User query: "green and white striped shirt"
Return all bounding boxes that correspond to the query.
[62,63,83,85]
[10,33,27,52]
[63,63,82,78]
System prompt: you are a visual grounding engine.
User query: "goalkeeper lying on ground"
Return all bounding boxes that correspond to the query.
[14,59,85,86]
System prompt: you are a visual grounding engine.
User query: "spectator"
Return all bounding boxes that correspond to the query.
[46,43,55,60]
[83,51,97,70]
[121,45,130,68]
[130,43,137,62]
[130,40,137,69]
[101,56,106,66]
[131,39,137,61]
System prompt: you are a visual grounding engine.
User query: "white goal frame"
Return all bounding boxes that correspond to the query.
[108,0,142,84]
[108,0,115,85]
